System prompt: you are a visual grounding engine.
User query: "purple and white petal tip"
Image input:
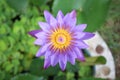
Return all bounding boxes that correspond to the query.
[28,30,41,38]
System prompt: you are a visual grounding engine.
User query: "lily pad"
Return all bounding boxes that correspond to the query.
[52,0,111,32]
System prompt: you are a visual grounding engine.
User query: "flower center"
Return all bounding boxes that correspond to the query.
[50,29,71,50]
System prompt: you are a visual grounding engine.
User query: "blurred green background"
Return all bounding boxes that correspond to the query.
[0,0,120,80]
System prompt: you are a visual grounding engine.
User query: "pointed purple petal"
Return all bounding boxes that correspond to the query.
[64,10,76,29]
[59,60,67,71]
[28,30,41,38]
[57,10,64,27]
[38,22,50,32]
[36,48,45,57]
[59,54,67,64]
[70,10,76,19]
[44,51,52,69]
[66,48,77,65]
[57,10,64,18]
[44,10,52,23]
[50,17,57,29]
[67,52,76,65]
[59,54,67,71]
[74,47,85,61]
[34,38,46,45]
[81,32,95,40]
[44,10,57,29]
[74,24,87,31]
[36,43,50,57]
[45,51,52,59]
[35,31,46,38]
[51,53,59,66]
[73,32,85,39]
[74,41,88,49]
[44,57,51,69]
[40,43,51,53]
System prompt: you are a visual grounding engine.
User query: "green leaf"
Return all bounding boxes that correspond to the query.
[3,61,14,72]
[66,72,74,80]
[77,0,111,32]
[29,58,59,77]
[54,75,66,80]
[0,71,12,80]
[52,0,86,15]
[0,24,7,34]
[11,73,44,80]
[52,0,111,32]
[0,71,5,80]
[79,66,92,77]
[79,56,106,66]
[29,0,49,6]
[66,62,79,72]
[6,0,28,12]
[0,40,7,52]
[22,58,32,70]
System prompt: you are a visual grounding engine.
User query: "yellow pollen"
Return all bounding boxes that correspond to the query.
[50,28,71,50]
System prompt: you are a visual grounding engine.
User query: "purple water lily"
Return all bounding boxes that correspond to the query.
[29,10,95,71]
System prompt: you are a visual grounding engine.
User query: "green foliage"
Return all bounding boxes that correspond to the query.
[79,77,106,80]
[54,75,66,80]
[6,0,28,12]
[79,66,92,77]
[66,62,79,72]
[29,58,59,77]
[52,0,86,15]
[0,71,5,80]
[0,40,7,52]
[11,74,44,80]
[0,0,43,79]
[66,72,74,80]
[52,0,111,32]
[29,0,49,6]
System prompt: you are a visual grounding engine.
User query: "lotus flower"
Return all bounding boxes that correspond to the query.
[29,10,95,70]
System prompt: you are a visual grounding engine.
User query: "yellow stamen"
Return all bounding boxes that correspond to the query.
[50,28,71,50]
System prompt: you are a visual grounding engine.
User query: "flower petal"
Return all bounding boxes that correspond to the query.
[40,43,51,53]
[51,53,59,66]
[44,57,51,69]
[44,51,52,69]
[36,48,45,57]
[38,22,50,32]
[45,51,52,59]
[34,38,46,45]
[59,54,67,71]
[81,32,95,40]
[73,32,85,39]
[70,10,76,19]
[74,47,85,61]
[28,30,41,38]
[35,31,46,38]
[65,47,77,65]
[50,18,57,29]
[44,10,57,29]
[57,10,64,27]
[64,10,76,28]
[57,10,64,18]
[44,10,52,23]
[74,24,87,31]
[34,32,47,45]
[67,51,76,65]
[73,40,88,49]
